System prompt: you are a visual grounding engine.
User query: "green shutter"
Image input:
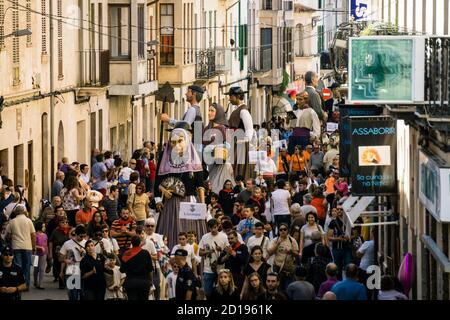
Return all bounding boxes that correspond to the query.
[318,25,324,53]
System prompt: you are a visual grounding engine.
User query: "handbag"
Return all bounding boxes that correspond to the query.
[160,176,186,197]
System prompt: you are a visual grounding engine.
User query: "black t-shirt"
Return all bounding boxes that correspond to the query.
[120,250,153,279]
[292,190,308,206]
[328,218,350,249]
[243,262,271,284]
[218,243,249,275]
[218,190,236,217]
[80,254,106,291]
[176,264,197,300]
[0,264,25,300]
[49,229,70,255]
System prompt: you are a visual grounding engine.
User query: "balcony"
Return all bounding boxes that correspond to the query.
[79,50,110,87]
[261,0,283,10]
[420,37,450,122]
[195,49,218,79]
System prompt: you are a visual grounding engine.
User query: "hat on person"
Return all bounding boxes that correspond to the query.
[226,86,244,96]
[174,249,188,257]
[1,246,13,256]
[188,85,205,94]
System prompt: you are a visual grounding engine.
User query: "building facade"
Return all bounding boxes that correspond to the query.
[368,0,450,300]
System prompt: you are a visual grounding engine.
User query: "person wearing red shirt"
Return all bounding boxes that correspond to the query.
[75,199,97,226]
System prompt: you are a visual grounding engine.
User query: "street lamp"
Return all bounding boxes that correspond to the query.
[0,29,32,40]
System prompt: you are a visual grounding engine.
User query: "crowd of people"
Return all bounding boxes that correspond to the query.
[0,71,408,301]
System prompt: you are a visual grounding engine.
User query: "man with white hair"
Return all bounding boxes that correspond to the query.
[290,203,305,230]
[301,194,318,217]
[144,217,166,300]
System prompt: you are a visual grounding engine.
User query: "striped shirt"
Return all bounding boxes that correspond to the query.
[111,218,137,250]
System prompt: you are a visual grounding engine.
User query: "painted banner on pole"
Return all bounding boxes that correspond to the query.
[349,116,397,195]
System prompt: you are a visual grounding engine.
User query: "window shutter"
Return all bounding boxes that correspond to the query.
[41,0,47,54]
[0,0,4,49]
[57,0,63,79]
[26,0,31,45]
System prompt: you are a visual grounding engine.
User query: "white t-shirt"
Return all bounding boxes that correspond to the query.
[246,235,270,259]
[300,223,324,248]
[358,240,375,271]
[119,167,134,181]
[60,238,87,275]
[142,238,157,256]
[199,232,229,274]
[271,189,291,216]
[165,272,178,299]
[94,238,114,255]
[170,244,196,268]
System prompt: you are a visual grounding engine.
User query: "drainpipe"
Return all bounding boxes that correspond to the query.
[49,0,55,181]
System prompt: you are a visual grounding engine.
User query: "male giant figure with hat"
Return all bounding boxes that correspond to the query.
[161,85,205,154]
[227,86,255,180]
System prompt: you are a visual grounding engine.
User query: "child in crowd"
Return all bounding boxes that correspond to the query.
[104,253,126,300]
[34,221,48,290]
[165,262,179,300]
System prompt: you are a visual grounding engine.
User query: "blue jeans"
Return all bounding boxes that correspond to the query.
[14,249,32,288]
[203,272,217,298]
[332,247,353,280]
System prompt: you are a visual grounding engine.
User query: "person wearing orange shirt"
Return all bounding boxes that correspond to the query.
[290,146,308,176]
[277,148,291,181]
[75,199,97,226]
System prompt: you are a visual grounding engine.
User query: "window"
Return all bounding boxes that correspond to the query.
[317,25,324,53]
[138,4,145,59]
[57,0,63,79]
[260,28,272,71]
[41,0,47,54]
[0,0,4,49]
[160,4,174,65]
[26,0,31,45]
[109,5,131,59]
[14,144,24,186]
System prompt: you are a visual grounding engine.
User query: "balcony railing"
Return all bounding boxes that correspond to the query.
[79,50,110,87]
[423,37,450,118]
[196,49,217,79]
[147,48,156,82]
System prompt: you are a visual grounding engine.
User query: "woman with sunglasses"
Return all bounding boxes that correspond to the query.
[267,222,299,294]
[210,269,240,301]
[48,216,71,289]
[127,182,150,227]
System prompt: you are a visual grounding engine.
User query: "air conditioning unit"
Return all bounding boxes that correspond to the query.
[32,73,41,89]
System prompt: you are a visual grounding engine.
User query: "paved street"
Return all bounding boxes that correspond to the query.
[22,271,67,300]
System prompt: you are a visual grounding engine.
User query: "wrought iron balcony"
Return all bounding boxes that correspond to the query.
[196,49,217,79]
[79,50,110,87]
[422,37,450,120]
